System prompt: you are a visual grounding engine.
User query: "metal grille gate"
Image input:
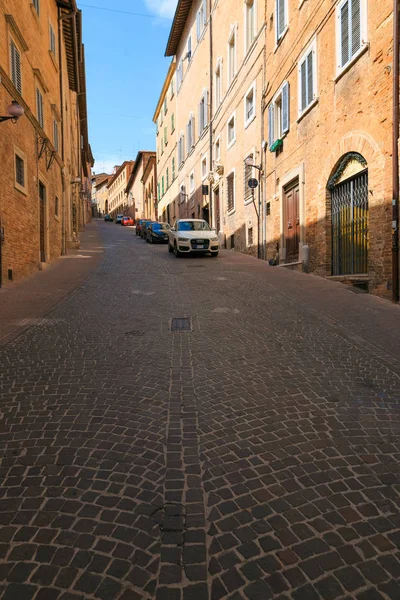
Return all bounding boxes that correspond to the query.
[331,170,368,275]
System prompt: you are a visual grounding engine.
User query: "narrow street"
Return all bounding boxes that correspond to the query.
[0,221,400,600]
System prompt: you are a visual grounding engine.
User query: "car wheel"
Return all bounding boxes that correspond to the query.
[174,243,181,258]
[211,252,219,258]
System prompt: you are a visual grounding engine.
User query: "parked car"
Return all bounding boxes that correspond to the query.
[146,222,170,243]
[136,219,145,236]
[121,216,134,227]
[140,220,154,239]
[168,219,219,257]
[116,214,124,224]
[104,214,113,222]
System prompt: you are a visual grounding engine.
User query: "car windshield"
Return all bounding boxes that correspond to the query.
[177,221,211,232]
[153,223,169,230]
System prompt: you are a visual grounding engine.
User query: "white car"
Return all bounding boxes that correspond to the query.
[168,219,219,257]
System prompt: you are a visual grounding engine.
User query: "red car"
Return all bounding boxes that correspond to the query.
[121,216,134,226]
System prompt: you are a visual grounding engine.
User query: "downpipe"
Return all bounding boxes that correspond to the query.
[392,0,399,302]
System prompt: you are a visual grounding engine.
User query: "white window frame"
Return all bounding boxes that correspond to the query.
[244,81,256,128]
[201,154,208,181]
[244,0,257,54]
[215,59,222,109]
[187,35,192,62]
[186,114,195,153]
[336,0,368,76]
[227,111,236,149]
[196,0,207,40]
[214,136,221,162]
[14,146,27,195]
[198,89,209,135]
[275,0,288,44]
[297,38,317,117]
[49,22,56,55]
[178,132,185,166]
[227,26,237,86]
[268,80,290,148]
[177,59,183,89]
[226,168,236,215]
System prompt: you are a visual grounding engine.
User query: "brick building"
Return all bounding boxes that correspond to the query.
[0,0,92,285]
[155,0,399,299]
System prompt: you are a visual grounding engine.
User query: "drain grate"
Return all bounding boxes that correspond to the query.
[171,317,192,332]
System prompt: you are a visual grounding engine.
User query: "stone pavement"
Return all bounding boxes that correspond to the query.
[0,220,399,600]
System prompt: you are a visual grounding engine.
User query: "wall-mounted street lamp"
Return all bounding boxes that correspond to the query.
[0,100,24,123]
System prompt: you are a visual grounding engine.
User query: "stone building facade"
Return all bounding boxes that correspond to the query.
[156,0,398,298]
[92,172,110,216]
[125,151,156,220]
[107,161,134,217]
[141,154,157,221]
[0,0,92,285]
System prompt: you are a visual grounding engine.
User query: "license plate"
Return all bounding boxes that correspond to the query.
[195,245,205,249]
[164,236,168,240]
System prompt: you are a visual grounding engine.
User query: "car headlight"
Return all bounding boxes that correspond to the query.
[178,237,189,242]
[211,236,219,242]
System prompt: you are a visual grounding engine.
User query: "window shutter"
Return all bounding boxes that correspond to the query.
[300,60,307,111]
[202,0,207,26]
[340,0,350,67]
[196,11,201,40]
[351,0,361,56]
[276,0,285,39]
[191,117,195,146]
[306,51,313,105]
[36,88,44,128]
[187,36,192,59]
[198,100,202,135]
[10,41,22,94]
[281,82,289,134]
[53,120,59,151]
[204,91,208,127]
[268,104,275,148]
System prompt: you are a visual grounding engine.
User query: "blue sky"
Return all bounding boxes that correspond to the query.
[81,0,178,174]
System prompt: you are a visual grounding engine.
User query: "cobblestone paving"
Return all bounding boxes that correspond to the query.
[0,222,399,600]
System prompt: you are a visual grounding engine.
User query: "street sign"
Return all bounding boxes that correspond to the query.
[248,178,258,189]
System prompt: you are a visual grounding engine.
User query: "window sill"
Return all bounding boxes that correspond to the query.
[244,113,256,129]
[244,198,254,206]
[15,183,28,196]
[49,50,58,72]
[274,27,288,53]
[227,138,236,150]
[334,44,369,83]
[297,98,318,123]
[227,209,236,217]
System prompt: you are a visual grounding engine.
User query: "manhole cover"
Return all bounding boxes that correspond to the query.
[171,318,192,332]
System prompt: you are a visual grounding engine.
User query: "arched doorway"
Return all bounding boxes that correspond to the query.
[328,153,369,275]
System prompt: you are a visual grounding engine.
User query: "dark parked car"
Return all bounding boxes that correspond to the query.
[140,220,154,239]
[104,214,113,222]
[146,222,170,243]
[136,219,145,236]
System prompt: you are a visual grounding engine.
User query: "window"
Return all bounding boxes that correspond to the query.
[196,0,207,40]
[164,126,168,145]
[201,156,207,180]
[166,168,169,189]
[198,90,208,135]
[276,0,287,41]
[244,82,256,127]
[36,87,44,128]
[161,137,164,155]
[228,29,236,85]
[158,182,161,200]
[186,115,195,153]
[268,81,289,148]
[215,137,221,161]
[162,176,165,195]
[227,112,236,148]
[187,35,192,62]
[177,59,183,89]
[227,171,235,213]
[171,113,175,132]
[170,78,175,98]
[245,0,256,51]
[33,0,40,16]
[164,98,167,115]
[244,153,254,203]
[215,62,222,107]
[49,23,56,55]
[10,39,22,94]
[172,157,175,180]
[55,196,59,217]
[178,134,185,166]
[337,0,365,70]
[53,120,59,152]
[298,40,316,114]
[189,171,195,194]
[15,154,25,188]
[247,227,254,246]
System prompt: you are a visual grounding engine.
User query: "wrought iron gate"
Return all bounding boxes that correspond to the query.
[331,170,368,275]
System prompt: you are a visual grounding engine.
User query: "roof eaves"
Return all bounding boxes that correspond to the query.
[165,0,193,57]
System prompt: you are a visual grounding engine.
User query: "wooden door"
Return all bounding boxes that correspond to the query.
[284,181,300,262]
[39,182,46,262]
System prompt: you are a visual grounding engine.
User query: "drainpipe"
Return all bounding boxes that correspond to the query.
[209,0,213,227]
[392,0,399,302]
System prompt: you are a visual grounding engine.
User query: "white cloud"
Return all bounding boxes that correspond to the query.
[144,0,177,19]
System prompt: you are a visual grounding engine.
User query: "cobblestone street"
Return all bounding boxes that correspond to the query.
[0,221,400,600]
